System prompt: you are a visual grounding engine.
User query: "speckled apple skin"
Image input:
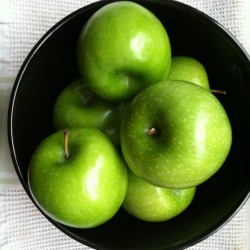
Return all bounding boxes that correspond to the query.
[123,169,196,222]
[28,128,128,228]
[121,80,232,188]
[77,1,171,102]
[167,56,210,89]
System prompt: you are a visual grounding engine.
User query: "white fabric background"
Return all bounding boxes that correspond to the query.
[0,0,250,249]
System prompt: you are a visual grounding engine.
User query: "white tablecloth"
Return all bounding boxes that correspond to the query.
[0,0,250,249]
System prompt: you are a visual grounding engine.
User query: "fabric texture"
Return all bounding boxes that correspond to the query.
[0,0,250,249]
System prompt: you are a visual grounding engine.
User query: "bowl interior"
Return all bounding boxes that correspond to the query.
[8,0,250,249]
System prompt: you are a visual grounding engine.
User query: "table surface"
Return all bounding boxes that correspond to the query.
[0,0,250,249]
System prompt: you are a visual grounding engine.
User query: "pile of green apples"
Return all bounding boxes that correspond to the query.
[28,1,232,229]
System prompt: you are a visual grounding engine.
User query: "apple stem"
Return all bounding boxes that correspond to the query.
[84,91,93,105]
[64,130,70,160]
[147,127,158,135]
[211,89,227,95]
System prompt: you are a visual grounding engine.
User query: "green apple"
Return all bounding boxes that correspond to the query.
[121,80,232,188]
[167,56,210,89]
[28,128,128,228]
[77,1,171,102]
[53,78,125,145]
[123,169,196,222]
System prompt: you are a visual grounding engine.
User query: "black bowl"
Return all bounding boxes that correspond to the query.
[8,0,250,249]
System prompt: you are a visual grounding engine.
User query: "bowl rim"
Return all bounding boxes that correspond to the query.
[8,0,250,249]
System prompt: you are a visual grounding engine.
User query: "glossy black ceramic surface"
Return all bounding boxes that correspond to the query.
[8,0,250,249]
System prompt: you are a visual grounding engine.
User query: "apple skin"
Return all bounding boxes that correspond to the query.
[28,128,128,228]
[120,80,232,188]
[53,78,125,145]
[123,169,196,222]
[77,1,171,102]
[167,56,210,89]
